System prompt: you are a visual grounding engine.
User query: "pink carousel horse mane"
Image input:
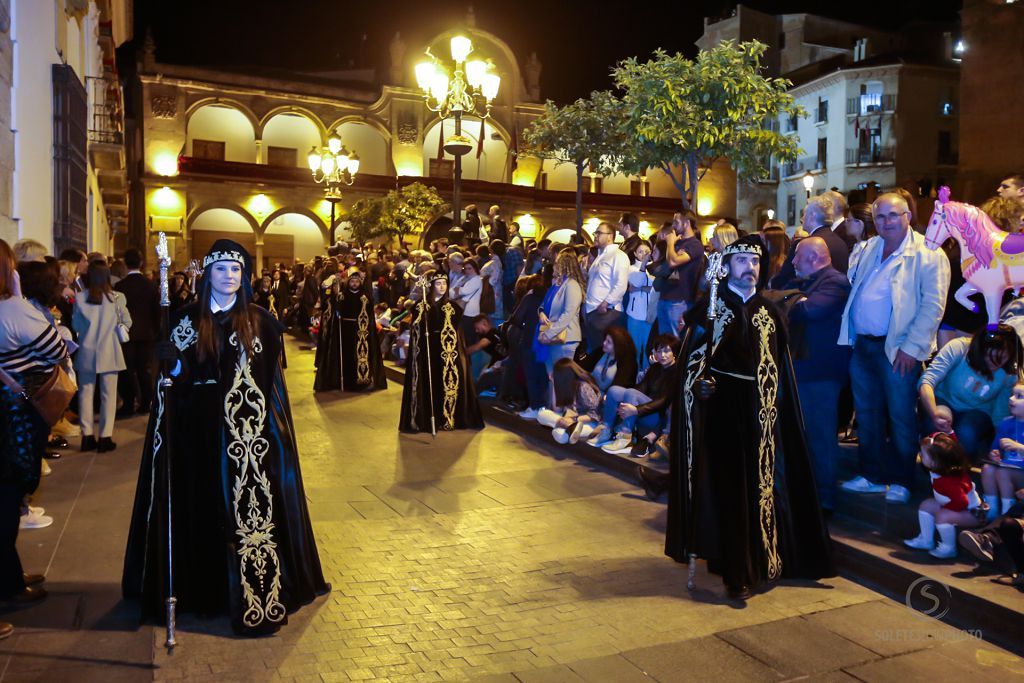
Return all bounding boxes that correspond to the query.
[939,202,998,268]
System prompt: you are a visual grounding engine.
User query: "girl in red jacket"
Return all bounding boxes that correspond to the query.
[904,432,984,559]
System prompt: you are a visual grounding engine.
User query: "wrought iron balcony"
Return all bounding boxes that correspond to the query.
[845,146,895,166]
[846,93,897,116]
[87,75,123,145]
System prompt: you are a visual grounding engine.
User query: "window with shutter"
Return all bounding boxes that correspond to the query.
[52,65,88,254]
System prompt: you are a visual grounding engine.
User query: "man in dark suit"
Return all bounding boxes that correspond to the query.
[776,236,851,511]
[826,190,857,251]
[770,194,849,288]
[114,248,160,415]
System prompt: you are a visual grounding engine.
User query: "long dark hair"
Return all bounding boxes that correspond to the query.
[965,324,1022,379]
[195,270,258,363]
[604,325,637,369]
[552,358,598,408]
[85,262,114,304]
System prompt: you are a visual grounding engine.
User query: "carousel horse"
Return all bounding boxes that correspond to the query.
[924,186,1024,330]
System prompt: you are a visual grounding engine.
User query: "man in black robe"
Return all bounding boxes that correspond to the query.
[663,234,834,600]
[123,239,328,636]
[314,267,387,392]
[399,272,483,433]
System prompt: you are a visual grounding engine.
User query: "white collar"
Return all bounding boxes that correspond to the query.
[210,293,237,313]
[727,282,756,303]
[127,269,142,275]
[831,217,844,231]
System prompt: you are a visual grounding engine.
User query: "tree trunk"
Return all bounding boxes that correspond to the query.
[686,156,700,213]
[575,163,584,239]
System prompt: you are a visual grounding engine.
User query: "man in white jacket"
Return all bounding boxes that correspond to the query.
[838,192,950,504]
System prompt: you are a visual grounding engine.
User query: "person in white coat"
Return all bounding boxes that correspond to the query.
[72,262,131,452]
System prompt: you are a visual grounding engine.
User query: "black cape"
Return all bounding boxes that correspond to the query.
[314,281,388,392]
[399,297,484,433]
[122,302,329,636]
[666,287,835,591]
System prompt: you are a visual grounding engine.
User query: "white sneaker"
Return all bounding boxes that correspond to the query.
[517,407,539,420]
[929,543,957,559]
[28,505,44,515]
[840,476,887,494]
[585,425,611,448]
[886,485,911,504]
[20,510,53,530]
[568,421,593,445]
[602,435,633,455]
[904,534,935,550]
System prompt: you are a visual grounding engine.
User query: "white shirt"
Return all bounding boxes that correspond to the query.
[626,265,655,320]
[727,282,756,303]
[454,274,482,317]
[831,217,845,232]
[585,244,630,313]
[851,231,910,337]
[210,293,238,313]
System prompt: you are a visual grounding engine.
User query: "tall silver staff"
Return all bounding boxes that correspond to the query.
[417,275,438,437]
[688,251,726,591]
[154,233,177,649]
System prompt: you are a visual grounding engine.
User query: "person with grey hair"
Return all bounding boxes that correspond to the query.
[12,239,47,264]
[769,194,849,288]
[825,190,857,251]
[838,192,950,504]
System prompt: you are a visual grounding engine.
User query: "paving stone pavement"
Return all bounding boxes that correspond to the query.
[0,338,1020,682]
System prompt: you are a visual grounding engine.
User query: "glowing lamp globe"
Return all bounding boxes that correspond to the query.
[450,36,472,63]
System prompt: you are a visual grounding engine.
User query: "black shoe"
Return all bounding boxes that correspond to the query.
[2,586,47,604]
[47,436,68,449]
[43,451,61,460]
[97,437,117,453]
[630,440,652,458]
[636,466,666,501]
[22,573,44,586]
[81,436,97,451]
[958,529,995,563]
[726,584,751,601]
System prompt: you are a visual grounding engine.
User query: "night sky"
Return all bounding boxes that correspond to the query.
[134,0,961,103]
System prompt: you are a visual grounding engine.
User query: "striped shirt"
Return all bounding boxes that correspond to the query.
[0,296,69,375]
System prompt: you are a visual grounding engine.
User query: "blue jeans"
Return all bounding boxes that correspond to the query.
[921,407,994,463]
[795,378,842,509]
[602,385,664,435]
[849,336,921,489]
[544,341,579,376]
[627,317,653,370]
[656,299,688,338]
[521,341,549,410]
[584,309,626,352]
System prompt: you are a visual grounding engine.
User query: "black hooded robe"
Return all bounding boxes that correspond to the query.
[666,287,835,592]
[122,302,329,636]
[314,283,387,392]
[399,297,484,433]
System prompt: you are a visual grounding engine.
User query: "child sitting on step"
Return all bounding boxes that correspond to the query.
[904,432,984,559]
[981,382,1024,521]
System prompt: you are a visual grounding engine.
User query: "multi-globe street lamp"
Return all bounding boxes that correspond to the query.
[308,132,360,244]
[415,35,500,239]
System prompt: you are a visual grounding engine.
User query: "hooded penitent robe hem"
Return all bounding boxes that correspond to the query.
[665,288,835,590]
[122,302,329,636]
[314,283,388,392]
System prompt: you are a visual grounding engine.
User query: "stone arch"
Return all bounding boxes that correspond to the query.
[325,119,392,176]
[258,206,328,241]
[419,214,454,249]
[258,105,328,142]
[186,203,260,234]
[541,226,592,246]
[261,209,331,263]
[185,101,259,162]
[422,116,510,182]
[185,98,260,134]
[325,114,391,141]
[423,27,526,105]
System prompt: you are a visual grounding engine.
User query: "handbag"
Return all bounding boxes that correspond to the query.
[537,323,568,345]
[0,363,77,427]
[115,302,131,343]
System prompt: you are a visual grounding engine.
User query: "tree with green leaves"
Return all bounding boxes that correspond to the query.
[379,182,449,247]
[346,196,385,245]
[612,40,804,211]
[523,90,626,235]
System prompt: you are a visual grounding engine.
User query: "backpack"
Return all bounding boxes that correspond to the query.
[479,276,496,315]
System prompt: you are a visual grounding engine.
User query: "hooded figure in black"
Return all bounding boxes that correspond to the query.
[122,239,329,636]
[399,272,483,433]
[665,234,834,600]
[313,267,387,392]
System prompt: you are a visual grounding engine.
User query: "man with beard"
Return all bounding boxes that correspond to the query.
[649,234,834,601]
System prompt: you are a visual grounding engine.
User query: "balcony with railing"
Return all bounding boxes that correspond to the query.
[87,75,123,146]
[782,155,826,178]
[846,93,897,116]
[845,146,895,166]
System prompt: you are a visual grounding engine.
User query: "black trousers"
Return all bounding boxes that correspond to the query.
[118,340,154,412]
[0,481,25,597]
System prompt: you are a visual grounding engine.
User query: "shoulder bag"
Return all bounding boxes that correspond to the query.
[0,363,77,427]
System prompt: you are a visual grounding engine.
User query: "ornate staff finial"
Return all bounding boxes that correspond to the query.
[156,232,171,307]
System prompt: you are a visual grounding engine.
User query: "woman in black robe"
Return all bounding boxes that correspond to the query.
[122,239,329,637]
[314,267,387,392]
[399,272,483,433]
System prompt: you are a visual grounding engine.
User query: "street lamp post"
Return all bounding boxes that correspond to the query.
[415,35,500,241]
[308,131,360,244]
[802,170,814,202]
